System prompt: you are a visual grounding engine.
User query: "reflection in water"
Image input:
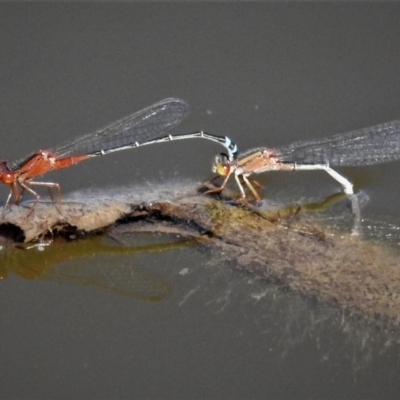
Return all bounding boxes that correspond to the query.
[0,234,197,302]
[178,255,400,377]
[46,259,173,302]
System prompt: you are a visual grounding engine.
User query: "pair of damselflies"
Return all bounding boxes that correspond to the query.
[1,96,400,216]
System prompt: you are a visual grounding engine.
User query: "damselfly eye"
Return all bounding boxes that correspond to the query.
[0,171,14,184]
[215,163,231,176]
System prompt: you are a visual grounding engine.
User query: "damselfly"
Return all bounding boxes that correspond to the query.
[207,119,400,201]
[0,98,237,216]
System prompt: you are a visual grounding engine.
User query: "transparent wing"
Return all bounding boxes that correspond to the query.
[275,119,400,166]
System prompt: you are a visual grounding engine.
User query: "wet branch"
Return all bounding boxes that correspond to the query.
[1,182,400,327]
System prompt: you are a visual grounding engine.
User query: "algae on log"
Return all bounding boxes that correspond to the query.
[0,182,399,326]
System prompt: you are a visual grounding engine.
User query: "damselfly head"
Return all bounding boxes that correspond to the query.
[212,153,231,176]
[0,161,13,183]
[0,170,14,184]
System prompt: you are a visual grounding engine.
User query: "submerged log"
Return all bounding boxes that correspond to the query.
[1,181,400,326]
